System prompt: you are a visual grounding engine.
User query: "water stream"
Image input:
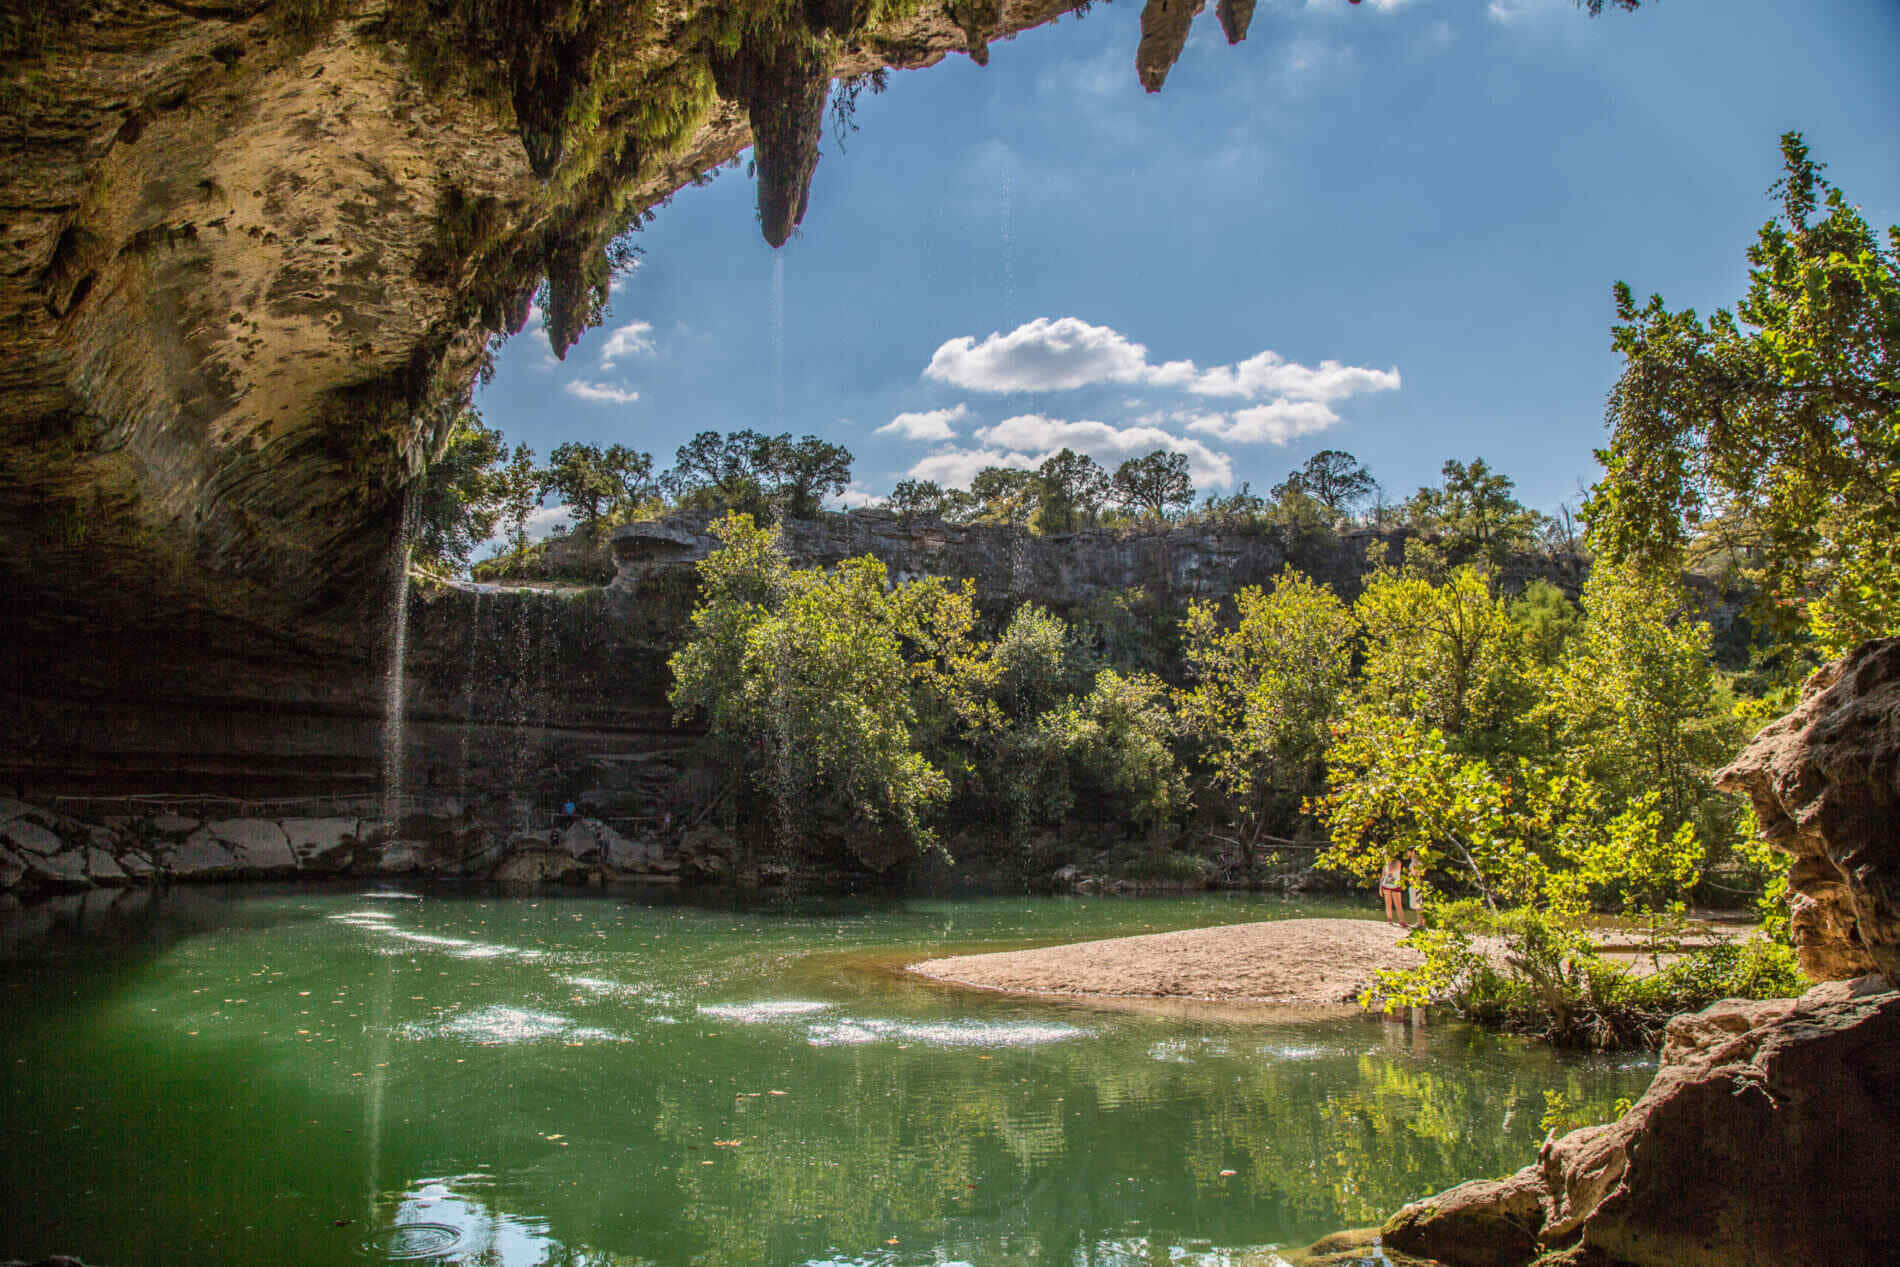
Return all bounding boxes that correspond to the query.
[0,890,1657,1266]
[379,498,416,830]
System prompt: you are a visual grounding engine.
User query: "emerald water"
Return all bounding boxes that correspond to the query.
[1,888,1655,1265]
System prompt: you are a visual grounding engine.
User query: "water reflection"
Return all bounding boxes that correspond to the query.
[0,889,1653,1266]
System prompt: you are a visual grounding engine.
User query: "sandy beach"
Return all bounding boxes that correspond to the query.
[908,917,1425,1005]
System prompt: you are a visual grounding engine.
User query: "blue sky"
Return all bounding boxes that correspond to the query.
[475,0,1900,536]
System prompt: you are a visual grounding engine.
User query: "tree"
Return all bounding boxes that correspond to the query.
[1353,552,1536,753]
[1176,569,1356,852]
[666,515,964,863]
[1588,132,1900,658]
[668,430,776,517]
[543,441,655,531]
[1040,670,1186,834]
[1407,458,1538,563]
[767,434,853,518]
[1541,562,1741,841]
[496,444,542,552]
[969,466,1039,527]
[887,478,947,519]
[1033,448,1109,534]
[1272,450,1376,520]
[1111,450,1195,519]
[410,410,508,575]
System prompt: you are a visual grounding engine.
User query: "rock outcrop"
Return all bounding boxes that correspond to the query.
[0,797,681,900]
[1381,639,1900,1267]
[1715,638,1900,984]
[1136,0,1205,92]
[1383,977,1900,1267]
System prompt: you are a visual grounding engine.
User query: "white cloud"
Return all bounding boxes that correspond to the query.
[906,447,1039,488]
[1486,0,1566,22]
[924,317,1190,393]
[1187,350,1400,402]
[922,316,1396,407]
[1186,401,1342,445]
[831,485,882,510]
[564,380,640,405]
[598,320,655,367]
[975,414,1235,489]
[876,403,970,442]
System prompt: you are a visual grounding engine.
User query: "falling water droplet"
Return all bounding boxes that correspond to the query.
[380,496,416,831]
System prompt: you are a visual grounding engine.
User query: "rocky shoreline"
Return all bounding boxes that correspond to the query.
[0,797,686,907]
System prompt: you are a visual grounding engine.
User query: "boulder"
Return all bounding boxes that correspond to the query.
[1383,977,1900,1266]
[149,814,200,838]
[0,797,34,824]
[205,818,297,873]
[0,846,23,889]
[374,842,424,874]
[166,832,239,878]
[493,848,588,886]
[1,816,64,857]
[118,849,155,879]
[84,847,126,885]
[1716,637,1900,985]
[24,848,90,890]
[281,817,359,860]
[558,821,600,861]
[679,826,739,882]
[598,824,654,872]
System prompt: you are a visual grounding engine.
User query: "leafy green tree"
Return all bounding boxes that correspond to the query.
[1110,450,1195,519]
[667,514,962,863]
[668,429,777,517]
[1033,448,1110,534]
[544,441,655,530]
[1040,669,1186,834]
[1176,569,1355,852]
[969,466,1039,527]
[768,434,853,518]
[1352,554,1533,750]
[1542,561,1741,841]
[410,411,508,575]
[496,445,543,552]
[1588,132,1900,658]
[886,478,947,519]
[1271,449,1376,520]
[1406,458,1539,564]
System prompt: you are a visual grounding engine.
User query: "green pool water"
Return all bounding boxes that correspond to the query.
[0,887,1656,1266]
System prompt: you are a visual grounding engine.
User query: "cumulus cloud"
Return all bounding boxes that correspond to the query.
[906,447,1039,488]
[1186,350,1399,403]
[598,320,655,367]
[564,381,640,405]
[832,485,882,510]
[924,317,1194,393]
[921,317,1397,406]
[876,403,970,442]
[1186,400,1342,446]
[974,414,1235,489]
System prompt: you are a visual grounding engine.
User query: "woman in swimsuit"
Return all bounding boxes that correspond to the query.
[1379,856,1406,924]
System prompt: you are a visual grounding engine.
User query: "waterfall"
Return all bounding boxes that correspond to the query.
[771,252,785,428]
[379,497,416,831]
[455,590,485,807]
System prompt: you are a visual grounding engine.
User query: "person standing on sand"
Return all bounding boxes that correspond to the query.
[1380,856,1406,924]
[1405,850,1424,929]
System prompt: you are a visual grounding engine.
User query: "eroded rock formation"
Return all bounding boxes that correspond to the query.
[1379,638,1900,1267]
[1715,638,1900,983]
[1136,0,1205,92]
[1382,977,1900,1267]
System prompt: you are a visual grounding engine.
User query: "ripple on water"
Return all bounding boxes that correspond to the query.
[697,1000,836,1022]
[408,1005,633,1045]
[362,1221,461,1260]
[804,1017,1086,1049]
